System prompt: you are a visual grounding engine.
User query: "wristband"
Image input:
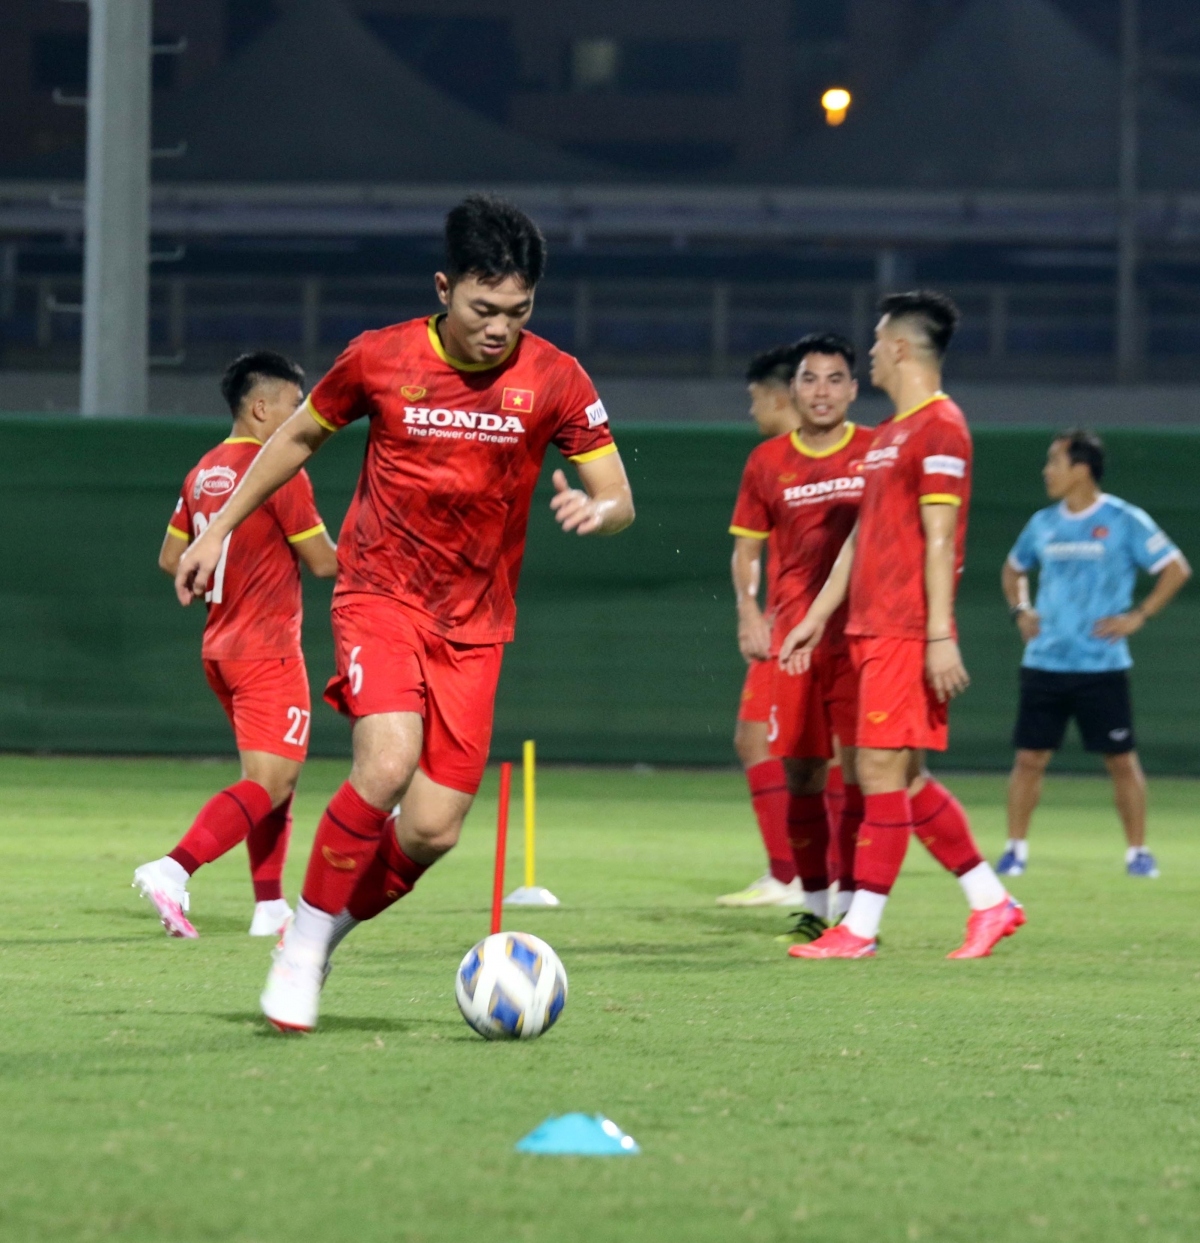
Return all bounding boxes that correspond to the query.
[927,636,953,643]
[1008,603,1030,621]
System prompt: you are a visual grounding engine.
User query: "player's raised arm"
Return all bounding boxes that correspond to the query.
[922,502,969,701]
[779,524,857,671]
[549,451,634,536]
[175,402,332,605]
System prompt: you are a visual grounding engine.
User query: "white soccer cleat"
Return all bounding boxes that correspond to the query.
[260,923,324,1032]
[248,898,293,937]
[716,874,802,907]
[132,859,198,939]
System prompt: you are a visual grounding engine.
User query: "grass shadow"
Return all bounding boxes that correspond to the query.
[213,1010,418,1035]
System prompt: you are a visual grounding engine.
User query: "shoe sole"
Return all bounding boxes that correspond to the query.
[265,1016,314,1034]
[135,885,198,939]
[787,945,876,959]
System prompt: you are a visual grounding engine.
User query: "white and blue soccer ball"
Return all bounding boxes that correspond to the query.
[455,931,567,1041]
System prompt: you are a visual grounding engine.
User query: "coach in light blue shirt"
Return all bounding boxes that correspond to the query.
[996,429,1190,880]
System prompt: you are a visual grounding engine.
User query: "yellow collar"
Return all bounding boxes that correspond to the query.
[426,315,519,372]
[790,422,856,459]
[894,391,948,423]
[224,435,262,445]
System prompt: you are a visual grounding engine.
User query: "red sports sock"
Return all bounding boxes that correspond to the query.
[837,783,865,892]
[301,782,390,914]
[824,765,846,880]
[169,779,273,875]
[787,793,830,891]
[247,793,292,902]
[746,760,796,884]
[854,790,913,896]
[911,779,984,877]
[346,825,430,922]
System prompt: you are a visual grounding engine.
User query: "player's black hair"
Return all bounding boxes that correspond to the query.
[794,331,857,374]
[444,193,547,289]
[1054,427,1106,482]
[877,289,960,359]
[745,343,803,387]
[220,351,305,418]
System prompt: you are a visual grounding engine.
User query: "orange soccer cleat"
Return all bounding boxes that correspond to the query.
[947,897,1026,959]
[788,923,876,959]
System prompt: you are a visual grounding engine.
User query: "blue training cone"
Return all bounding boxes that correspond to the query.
[515,1113,640,1156]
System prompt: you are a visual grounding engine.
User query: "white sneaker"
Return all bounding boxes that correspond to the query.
[260,923,323,1032]
[132,859,198,938]
[248,899,293,937]
[716,874,803,907]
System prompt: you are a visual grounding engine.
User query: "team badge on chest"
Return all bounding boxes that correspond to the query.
[400,385,427,400]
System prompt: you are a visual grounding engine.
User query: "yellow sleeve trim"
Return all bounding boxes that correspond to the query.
[919,493,962,506]
[729,525,770,539]
[166,524,189,540]
[286,523,327,544]
[568,442,618,464]
[305,397,338,433]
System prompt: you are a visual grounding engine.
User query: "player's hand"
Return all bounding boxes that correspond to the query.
[1093,611,1144,640]
[549,469,608,535]
[926,638,970,702]
[737,604,771,662]
[1016,609,1041,643]
[779,614,826,676]
[174,528,223,605]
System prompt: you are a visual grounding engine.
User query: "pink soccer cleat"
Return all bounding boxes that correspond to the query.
[788,923,876,959]
[947,897,1026,959]
[132,860,198,939]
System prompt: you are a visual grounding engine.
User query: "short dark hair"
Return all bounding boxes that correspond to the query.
[444,193,546,289]
[746,343,802,386]
[220,351,305,417]
[794,331,857,374]
[1054,427,1106,482]
[878,289,960,359]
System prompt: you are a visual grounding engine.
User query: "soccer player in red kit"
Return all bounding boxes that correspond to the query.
[174,196,635,1030]
[730,334,873,938]
[719,344,804,908]
[135,352,338,939]
[781,292,1023,959]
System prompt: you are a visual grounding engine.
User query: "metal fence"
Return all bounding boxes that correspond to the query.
[4,273,1200,381]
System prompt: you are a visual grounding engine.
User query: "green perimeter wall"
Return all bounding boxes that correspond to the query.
[0,417,1195,773]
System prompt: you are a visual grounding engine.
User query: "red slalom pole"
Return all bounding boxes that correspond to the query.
[491,762,512,935]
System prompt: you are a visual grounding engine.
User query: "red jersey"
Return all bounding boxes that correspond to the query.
[847,393,972,639]
[730,422,873,648]
[306,315,616,644]
[168,438,326,660]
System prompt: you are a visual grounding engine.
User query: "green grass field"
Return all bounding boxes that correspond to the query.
[1,757,1198,1243]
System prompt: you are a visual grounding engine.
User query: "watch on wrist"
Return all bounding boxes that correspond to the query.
[1009,603,1029,621]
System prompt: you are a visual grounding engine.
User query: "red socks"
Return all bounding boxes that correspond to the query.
[787,793,830,891]
[247,793,292,902]
[302,781,390,914]
[169,779,273,875]
[911,779,984,877]
[347,825,429,922]
[824,765,845,879]
[746,760,796,884]
[854,790,913,896]
[836,783,865,894]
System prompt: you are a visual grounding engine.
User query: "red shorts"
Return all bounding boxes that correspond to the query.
[851,635,948,752]
[768,644,859,760]
[203,656,312,760]
[323,595,504,795]
[737,659,773,724]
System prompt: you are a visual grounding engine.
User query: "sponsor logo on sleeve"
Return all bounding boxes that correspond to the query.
[1146,531,1169,554]
[501,387,535,414]
[194,465,237,499]
[584,398,608,428]
[922,454,966,478]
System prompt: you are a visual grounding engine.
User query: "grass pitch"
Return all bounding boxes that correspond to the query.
[1,757,1198,1243]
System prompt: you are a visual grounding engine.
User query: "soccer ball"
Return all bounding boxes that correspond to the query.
[455,931,567,1041]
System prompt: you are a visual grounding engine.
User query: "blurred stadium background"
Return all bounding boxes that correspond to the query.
[0,0,1196,771]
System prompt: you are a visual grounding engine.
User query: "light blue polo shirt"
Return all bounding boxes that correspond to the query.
[1008,494,1181,673]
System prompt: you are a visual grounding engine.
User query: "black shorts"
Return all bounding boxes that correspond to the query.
[1013,668,1135,755]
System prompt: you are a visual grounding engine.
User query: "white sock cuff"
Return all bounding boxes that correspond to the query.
[291,899,337,956]
[844,890,888,940]
[158,856,190,886]
[802,888,830,920]
[959,862,1008,911]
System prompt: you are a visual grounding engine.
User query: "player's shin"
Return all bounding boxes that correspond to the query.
[835,783,865,918]
[787,792,831,918]
[301,781,391,914]
[910,779,1007,906]
[845,790,913,939]
[247,794,292,902]
[170,779,274,873]
[746,760,796,884]
[346,824,430,922]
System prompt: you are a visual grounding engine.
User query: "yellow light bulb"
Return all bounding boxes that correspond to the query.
[821,87,851,126]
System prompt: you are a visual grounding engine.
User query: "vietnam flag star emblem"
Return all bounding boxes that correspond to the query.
[502,387,535,414]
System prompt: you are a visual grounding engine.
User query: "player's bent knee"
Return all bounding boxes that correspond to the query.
[1014,749,1053,774]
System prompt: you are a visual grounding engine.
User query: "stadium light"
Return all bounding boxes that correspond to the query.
[821,87,851,127]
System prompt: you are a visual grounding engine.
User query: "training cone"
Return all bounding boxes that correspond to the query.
[504,885,560,907]
[515,1113,640,1156]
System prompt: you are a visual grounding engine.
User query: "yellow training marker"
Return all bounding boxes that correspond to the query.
[504,739,560,907]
